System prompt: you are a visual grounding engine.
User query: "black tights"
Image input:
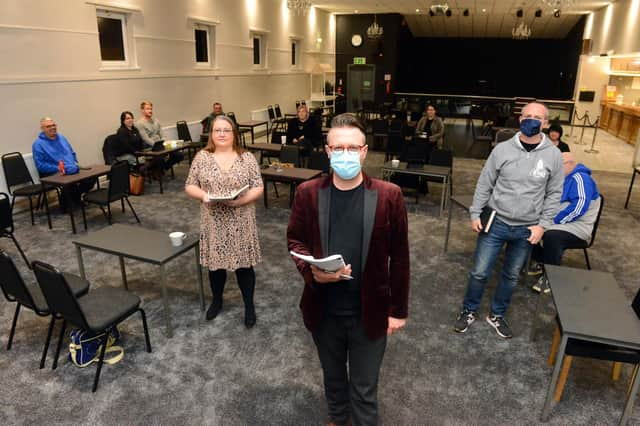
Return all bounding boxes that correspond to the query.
[208,267,255,310]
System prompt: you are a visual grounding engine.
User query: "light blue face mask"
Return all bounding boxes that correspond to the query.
[330,150,361,180]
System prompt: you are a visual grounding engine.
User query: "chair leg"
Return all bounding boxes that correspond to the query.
[124,197,141,223]
[625,170,637,209]
[81,203,88,231]
[107,204,112,224]
[40,316,56,369]
[584,248,591,270]
[52,320,67,370]
[613,362,623,381]
[43,190,52,230]
[92,333,109,392]
[121,198,125,213]
[273,182,279,198]
[548,325,561,366]
[7,303,21,350]
[139,309,152,352]
[9,234,30,269]
[553,355,573,402]
[28,196,35,225]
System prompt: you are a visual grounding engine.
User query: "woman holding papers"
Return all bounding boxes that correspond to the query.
[185,115,263,328]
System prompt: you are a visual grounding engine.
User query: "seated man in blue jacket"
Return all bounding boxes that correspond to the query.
[32,117,96,210]
[529,152,601,292]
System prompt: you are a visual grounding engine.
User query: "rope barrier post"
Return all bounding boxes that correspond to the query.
[568,108,576,137]
[584,117,600,154]
[578,111,588,145]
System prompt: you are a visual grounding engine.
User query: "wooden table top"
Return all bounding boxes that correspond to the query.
[40,164,111,185]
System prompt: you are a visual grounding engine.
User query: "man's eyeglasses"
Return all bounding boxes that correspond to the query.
[328,145,365,154]
[213,128,233,135]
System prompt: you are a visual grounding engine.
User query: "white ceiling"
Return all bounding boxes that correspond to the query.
[312,0,613,38]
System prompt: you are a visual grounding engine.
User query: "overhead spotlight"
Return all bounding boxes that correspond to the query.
[553,9,560,18]
[445,10,452,17]
[535,9,542,17]
[429,10,435,17]
[516,9,523,18]
[463,9,469,17]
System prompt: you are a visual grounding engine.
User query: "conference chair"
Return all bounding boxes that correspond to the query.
[426,149,454,197]
[564,194,604,270]
[371,119,388,151]
[384,132,404,163]
[32,260,151,392]
[227,112,251,147]
[176,120,200,162]
[0,250,89,368]
[102,134,119,166]
[1,152,55,229]
[547,287,640,403]
[280,145,300,168]
[494,128,517,147]
[0,192,30,268]
[81,161,140,230]
[468,121,493,155]
[624,167,639,209]
[308,150,330,174]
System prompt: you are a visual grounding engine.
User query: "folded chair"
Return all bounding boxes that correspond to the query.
[32,260,151,392]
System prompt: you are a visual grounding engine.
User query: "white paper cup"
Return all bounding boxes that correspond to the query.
[280,135,287,145]
[391,159,400,168]
[169,232,187,247]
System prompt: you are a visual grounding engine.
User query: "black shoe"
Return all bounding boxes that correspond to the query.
[486,315,513,339]
[244,306,256,329]
[206,299,222,321]
[453,310,476,333]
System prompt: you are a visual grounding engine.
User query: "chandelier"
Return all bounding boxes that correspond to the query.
[367,15,384,39]
[512,22,531,40]
[541,0,576,11]
[287,0,312,15]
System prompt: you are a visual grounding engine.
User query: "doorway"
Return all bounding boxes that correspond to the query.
[347,64,376,113]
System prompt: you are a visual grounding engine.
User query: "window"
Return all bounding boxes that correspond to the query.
[189,18,218,68]
[194,24,211,65]
[290,38,301,69]
[96,10,129,66]
[250,31,268,68]
[253,35,261,65]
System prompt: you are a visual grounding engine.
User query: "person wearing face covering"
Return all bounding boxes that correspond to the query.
[287,113,410,426]
[453,102,563,339]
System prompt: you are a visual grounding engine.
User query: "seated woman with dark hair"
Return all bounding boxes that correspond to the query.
[115,111,161,175]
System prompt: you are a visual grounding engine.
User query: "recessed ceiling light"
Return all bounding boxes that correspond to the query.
[482,8,486,13]
[354,10,358,13]
[416,8,420,12]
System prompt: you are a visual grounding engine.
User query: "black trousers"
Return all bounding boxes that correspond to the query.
[532,230,586,265]
[208,267,255,309]
[312,315,387,426]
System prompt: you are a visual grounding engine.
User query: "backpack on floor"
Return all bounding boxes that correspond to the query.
[69,326,123,367]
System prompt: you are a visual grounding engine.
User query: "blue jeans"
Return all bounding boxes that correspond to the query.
[462,218,532,317]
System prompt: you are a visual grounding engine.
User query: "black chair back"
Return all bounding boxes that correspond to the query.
[386,133,404,157]
[495,129,517,144]
[394,110,407,121]
[403,141,428,163]
[0,192,13,232]
[280,145,300,167]
[227,112,239,125]
[0,250,36,309]
[267,105,276,121]
[274,104,283,120]
[108,161,131,201]
[588,194,604,248]
[1,152,35,192]
[372,119,388,135]
[402,124,416,139]
[32,261,89,330]
[176,121,193,142]
[429,149,453,168]
[102,134,119,165]
[308,151,330,173]
[410,111,422,122]
[389,119,403,133]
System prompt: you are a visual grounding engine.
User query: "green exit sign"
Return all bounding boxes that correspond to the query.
[353,57,366,65]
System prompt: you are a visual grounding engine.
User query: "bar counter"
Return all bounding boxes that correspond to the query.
[600,102,640,145]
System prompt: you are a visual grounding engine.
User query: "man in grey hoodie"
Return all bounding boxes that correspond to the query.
[453,102,563,338]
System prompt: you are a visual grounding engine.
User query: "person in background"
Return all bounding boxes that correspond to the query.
[453,102,563,339]
[287,113,409,426]
[32,117,95,209]
[547,122,570,153]
[286,103,322,159]
[201,102,225,135]
[416,104,445,149]
[185,115,263,328]
[135,100,184,170]
[114,111,145,167]
[529,152,600,292]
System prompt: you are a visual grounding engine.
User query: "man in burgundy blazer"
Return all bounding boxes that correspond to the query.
[287,113,410,426]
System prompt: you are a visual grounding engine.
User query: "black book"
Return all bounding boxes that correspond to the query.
[480,206,497,233]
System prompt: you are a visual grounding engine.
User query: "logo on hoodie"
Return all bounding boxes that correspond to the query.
[530,159,547,179]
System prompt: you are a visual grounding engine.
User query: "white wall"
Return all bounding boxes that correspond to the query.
[0,0,335,190]
[573,55,610,123]
[584,0,640,56]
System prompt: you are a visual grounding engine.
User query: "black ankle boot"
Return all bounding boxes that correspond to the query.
[244,305,256,328]
[206,298,222,321]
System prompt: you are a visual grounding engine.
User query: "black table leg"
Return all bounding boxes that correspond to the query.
[263,177,269,208]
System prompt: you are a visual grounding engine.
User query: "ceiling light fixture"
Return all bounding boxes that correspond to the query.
[445,10,452,17]
[553,9,561,17]
[463,9,469,16]
[429,4,450,16]
[367,15,384,39]
[535,9,542,17]
[416,8,420,13]
[512,21,532,39]
[541,0,576,14]
[286,0,312,15]
[482,8,486,13]
[516,9,523,18]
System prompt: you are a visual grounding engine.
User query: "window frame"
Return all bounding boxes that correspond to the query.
[194,23,211,67]
[250,30,269,69]
[290,37,302,69]
[96,9,131,69]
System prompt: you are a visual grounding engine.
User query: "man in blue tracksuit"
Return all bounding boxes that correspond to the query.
[453,103,564,339]
[32,117,95,209]
[530,152,601,291]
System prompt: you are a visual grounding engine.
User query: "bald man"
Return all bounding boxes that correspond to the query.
[530,152,601,292]
[454,102,564,339]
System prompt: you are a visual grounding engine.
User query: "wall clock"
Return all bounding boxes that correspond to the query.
[351,34,363,47]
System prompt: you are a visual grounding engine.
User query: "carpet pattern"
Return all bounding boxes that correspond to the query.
[1,149,639,425]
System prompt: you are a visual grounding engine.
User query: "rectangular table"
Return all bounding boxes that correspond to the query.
[135,142,198,194]
[72,224,205,338]
[540,265,640,425]
[260,166,322,208]
[237,120,268,145]
[381,162,451,216]
[40,164,111,234]
[247,143,282,164]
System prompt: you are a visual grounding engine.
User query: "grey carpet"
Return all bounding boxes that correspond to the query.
[1,151,640,425]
